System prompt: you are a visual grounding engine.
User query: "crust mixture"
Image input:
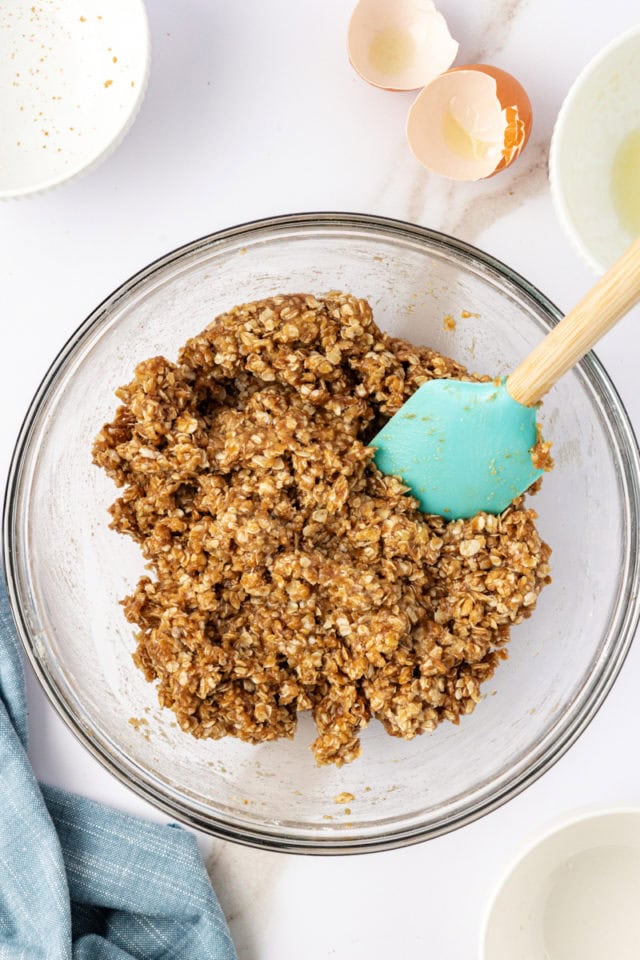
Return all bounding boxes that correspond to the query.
[93,292,551,765]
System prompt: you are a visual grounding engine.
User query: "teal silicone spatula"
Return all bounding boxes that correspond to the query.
[373,237,640,519]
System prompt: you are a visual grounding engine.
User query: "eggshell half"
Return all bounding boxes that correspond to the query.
[406,64,532,180]
[348,0,458,91]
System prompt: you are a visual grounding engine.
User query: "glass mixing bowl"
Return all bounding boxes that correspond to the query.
[4,213,640,853]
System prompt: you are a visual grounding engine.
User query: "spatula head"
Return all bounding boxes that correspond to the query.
[372,378,543,519]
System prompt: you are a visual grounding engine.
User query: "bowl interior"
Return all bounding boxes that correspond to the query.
[0,0,148,198]
[6,216,638,851]
[483,811,640,959]
[551,26,640,273]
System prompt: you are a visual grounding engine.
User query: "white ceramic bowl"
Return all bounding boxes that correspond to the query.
[482,808,640,960]
[0,0,150,199]
[549,24,640,274]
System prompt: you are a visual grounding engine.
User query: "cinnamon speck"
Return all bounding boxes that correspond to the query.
[443,314,456,332]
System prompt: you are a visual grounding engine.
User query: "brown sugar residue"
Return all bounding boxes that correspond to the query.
[334,792,355,805]
[443,314,456,331]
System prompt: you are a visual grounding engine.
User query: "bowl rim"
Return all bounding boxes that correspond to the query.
[0,0,151,200]
[548,22,640,276]
[479,805,640,958]
[4,211,640,854]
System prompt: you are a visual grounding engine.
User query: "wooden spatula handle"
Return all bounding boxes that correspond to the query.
[507,236,640,407]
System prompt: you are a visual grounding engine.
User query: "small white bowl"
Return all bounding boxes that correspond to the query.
[481,808,640,960]
[0,0,150,199]
[550,24,640,274]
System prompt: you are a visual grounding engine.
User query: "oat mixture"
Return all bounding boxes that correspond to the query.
[93,292,551,766]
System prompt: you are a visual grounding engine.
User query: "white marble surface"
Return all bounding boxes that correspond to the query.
[2,1,640,957]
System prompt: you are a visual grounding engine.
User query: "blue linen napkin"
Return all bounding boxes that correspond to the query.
[0,571,237,960]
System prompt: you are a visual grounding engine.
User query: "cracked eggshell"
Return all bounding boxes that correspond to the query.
[348,0,458,92]
[406,64,532,180]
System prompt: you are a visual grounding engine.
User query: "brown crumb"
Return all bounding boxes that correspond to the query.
[443,314,456,331]
[128,716,149,731]
[460,310,480,319]
[334,792,355,805]
[531,425,554,472]
[93,292,552,767]
[104,79,113,88]
[112,55,118,63]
